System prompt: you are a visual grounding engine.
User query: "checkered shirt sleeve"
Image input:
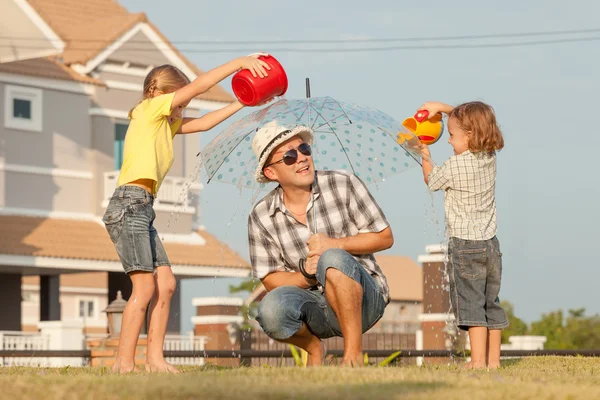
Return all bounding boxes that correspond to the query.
[248,209,285,279]
[347,173,390,233]
[428,158,454,192]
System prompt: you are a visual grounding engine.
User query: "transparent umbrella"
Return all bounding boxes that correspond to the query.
[199,80,422,190]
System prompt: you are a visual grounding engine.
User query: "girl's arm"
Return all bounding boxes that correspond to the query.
[177,101,244,134]
[172,54,270,110]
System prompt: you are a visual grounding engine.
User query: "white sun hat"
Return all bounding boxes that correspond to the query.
[252,120,313,183]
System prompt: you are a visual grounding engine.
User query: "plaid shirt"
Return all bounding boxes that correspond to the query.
[248,170,391,302]
[428,150,498,240]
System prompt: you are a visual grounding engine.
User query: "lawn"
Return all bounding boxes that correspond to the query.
[1,357,599,399]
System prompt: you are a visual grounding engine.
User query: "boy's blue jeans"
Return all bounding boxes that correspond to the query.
[255,249,387,340]
[448,236,509,331]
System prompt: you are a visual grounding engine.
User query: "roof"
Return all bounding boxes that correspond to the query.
[0,56,104,86]
[0,215,249,269]
[376,255,423,302]
[23,0,234,102]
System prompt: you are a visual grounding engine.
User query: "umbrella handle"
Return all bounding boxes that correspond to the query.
[299,258,317,280]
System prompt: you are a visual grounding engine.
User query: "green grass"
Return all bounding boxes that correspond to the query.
[1,357,599,399]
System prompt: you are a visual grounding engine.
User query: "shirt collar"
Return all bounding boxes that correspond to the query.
[267,171,321,216]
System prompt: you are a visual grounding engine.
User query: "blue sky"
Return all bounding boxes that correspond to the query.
[122,0,600,331]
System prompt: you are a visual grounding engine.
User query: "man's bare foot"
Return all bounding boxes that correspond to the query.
[145,360,180,374]
[111,363,140,373]
[340,354,364,367]
[306,341,323,366]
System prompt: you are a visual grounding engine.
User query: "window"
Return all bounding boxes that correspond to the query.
[78,299,96,319]
[114,123,128,169]
[4,85,42,132]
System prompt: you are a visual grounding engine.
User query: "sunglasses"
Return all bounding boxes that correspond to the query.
[265,143,312,168]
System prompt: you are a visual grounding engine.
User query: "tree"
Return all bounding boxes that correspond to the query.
[500,301,528,343]
[528,308,600,349]
[229,278,261,331]
[529,309,567,349]
[563,308,600,349]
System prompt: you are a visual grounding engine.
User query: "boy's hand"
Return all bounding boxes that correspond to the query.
[239,54,271,78]
[418,101,453,118]
[420,143,431,160]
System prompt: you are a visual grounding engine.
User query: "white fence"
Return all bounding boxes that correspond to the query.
[0,331,50,367]
[1,331,208,367]
[164,333,208,366]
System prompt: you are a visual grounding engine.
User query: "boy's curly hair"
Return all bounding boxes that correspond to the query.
[448,101,504,153]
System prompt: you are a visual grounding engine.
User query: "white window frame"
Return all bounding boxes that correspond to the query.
[4,84,43,132]
[76,296,99,320]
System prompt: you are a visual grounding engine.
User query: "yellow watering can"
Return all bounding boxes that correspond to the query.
[396,110,444,146]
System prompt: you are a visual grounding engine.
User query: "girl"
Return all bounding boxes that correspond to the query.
[418,101,508,369]
[102,54,270,373]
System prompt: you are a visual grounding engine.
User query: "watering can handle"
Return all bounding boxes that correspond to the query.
[414,110,429,122]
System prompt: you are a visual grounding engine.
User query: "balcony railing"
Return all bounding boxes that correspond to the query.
[103,171,202,214]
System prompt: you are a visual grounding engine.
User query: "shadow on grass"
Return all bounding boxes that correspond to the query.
[280,381,447,400]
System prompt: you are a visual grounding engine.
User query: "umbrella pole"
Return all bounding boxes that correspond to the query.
[305,78,311,98]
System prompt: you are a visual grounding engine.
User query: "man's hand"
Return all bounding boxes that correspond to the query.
[307,233,341,257]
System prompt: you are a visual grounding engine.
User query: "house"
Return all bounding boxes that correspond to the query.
[0,0,250,334]
[370,255,423,333]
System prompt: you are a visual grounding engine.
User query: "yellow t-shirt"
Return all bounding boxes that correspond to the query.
[116,93,183,195]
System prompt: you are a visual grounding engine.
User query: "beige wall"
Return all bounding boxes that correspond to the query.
[1,1,60,63]
[110,31,172,66]
[0,83,94,213]
[372,301,422,334]
[22,273,108,333]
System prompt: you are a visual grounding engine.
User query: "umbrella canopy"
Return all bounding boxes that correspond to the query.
[199,96,423,190]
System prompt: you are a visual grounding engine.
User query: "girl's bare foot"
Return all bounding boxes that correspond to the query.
[463,361,486,370]
[145,360,180,374]
[487,363,501,369]
[111,363,140,373]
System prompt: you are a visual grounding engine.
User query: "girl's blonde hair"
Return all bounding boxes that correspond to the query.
[448,101,504,153]
[128,64,191,118]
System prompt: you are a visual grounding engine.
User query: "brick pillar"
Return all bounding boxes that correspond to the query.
[87,337,147,368]
[192,297,243,367]
[417,244,461,364]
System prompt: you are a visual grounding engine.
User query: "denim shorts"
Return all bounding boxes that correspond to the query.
[102,185,170,274]
[448,236,509,331]
[255,248,387,340]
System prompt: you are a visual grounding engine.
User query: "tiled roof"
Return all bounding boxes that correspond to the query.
[0,215,249,269]
[24,0,234,102]
[0,56,104,86]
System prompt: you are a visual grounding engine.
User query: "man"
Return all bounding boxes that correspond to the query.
[248,120,393,366]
